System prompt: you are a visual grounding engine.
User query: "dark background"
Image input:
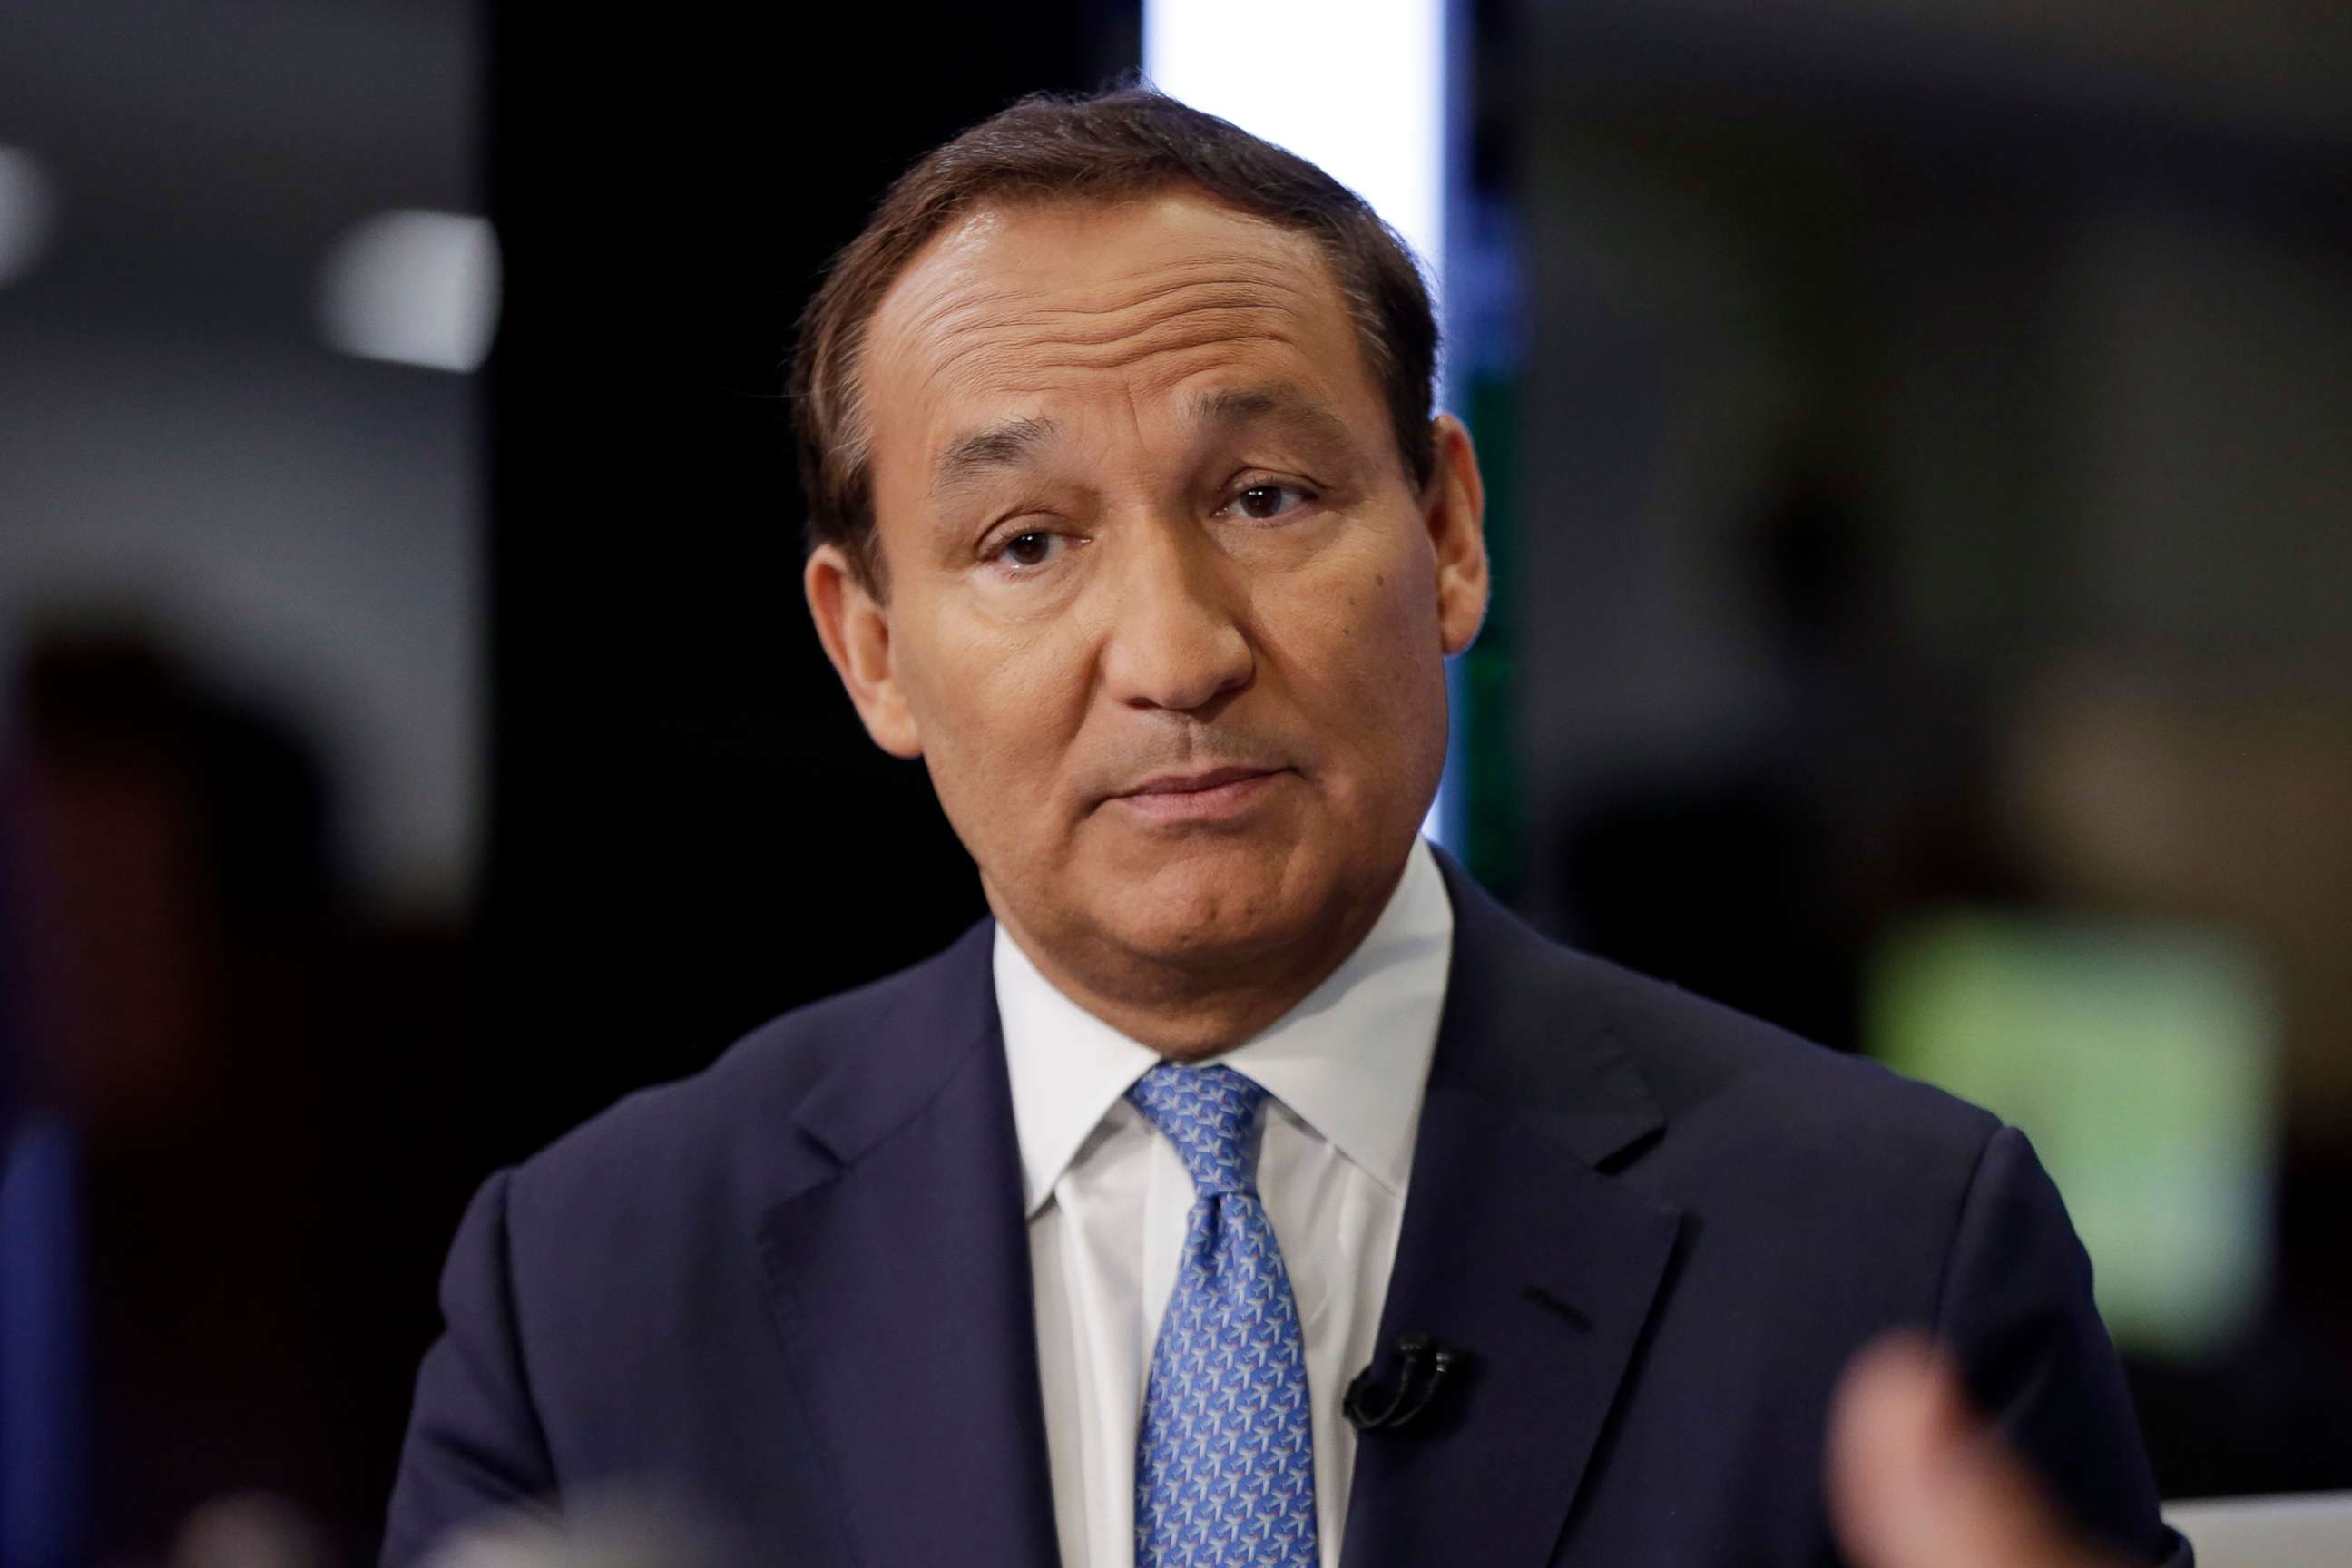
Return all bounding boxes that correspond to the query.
[477,4,1132,1171]
[3,1,2347,1562]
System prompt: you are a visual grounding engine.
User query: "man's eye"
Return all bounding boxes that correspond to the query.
[1224,484,1311,522]
[997,531,1062,569]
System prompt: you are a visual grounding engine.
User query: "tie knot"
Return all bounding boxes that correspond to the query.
[1126,1063,1269,1200]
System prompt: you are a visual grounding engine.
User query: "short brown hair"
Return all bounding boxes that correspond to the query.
[789,86,1440,592]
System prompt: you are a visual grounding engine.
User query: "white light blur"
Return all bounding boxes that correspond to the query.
[317,210,501,373]
[1144,0,1446,309]
[1145,0,1454,844]
[0,145,58,290]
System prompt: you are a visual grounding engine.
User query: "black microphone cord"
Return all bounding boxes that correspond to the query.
[1343,1330,1459,1433]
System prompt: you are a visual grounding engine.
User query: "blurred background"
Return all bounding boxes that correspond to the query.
[2,0,2347,1562]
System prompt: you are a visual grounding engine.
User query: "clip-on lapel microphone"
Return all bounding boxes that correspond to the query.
[1343,1330,1458,1433]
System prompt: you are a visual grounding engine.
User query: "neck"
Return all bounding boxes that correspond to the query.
[985,858,1409,1060]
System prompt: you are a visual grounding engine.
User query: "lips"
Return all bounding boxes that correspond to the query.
[1104,764,1292,824]
[1117,764,1283,798]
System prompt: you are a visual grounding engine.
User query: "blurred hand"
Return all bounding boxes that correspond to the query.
[169,1491,332,1568]
[419,1486,730,1568]
[1827,1331,2127,1568]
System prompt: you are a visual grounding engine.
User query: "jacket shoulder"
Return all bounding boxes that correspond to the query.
[1583,948,1996,1154]
[1498,934,2007,1236]
[1436,849,1997,1183]
[502,920,993,1220]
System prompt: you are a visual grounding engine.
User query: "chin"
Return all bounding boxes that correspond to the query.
[1109,912,1302,975]
[1093,838,1317,965]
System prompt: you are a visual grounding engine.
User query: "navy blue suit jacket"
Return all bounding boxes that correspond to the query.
[386,853,2188,1566]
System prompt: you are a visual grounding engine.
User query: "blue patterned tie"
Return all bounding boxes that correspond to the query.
[1127,1063,1319,1568]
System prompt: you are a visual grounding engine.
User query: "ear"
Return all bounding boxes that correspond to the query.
[1422,412,1490,656]
[804,541,924,759]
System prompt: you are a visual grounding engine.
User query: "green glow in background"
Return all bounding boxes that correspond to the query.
[1871,915,2280,1359]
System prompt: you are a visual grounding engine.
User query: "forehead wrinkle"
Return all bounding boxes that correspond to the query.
[914,271,1316,372]
[884,249,1310,368]
[997,283,1299,338]
[1009,250,1316,320]
[926,305,1307,394]
[904,240,1308,315]
[889,248,1327,372]
[986,253,1318,324]
[896,275,1045,349]
[867,216,1366,512]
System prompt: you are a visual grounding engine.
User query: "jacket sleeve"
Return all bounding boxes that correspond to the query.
[381,1168,560,1567]
[1933,1124,2193,1567]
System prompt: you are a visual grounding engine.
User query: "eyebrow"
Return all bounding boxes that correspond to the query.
[1188,383,1365,464]
[927,383,1366,498]
[932,415,1061,496]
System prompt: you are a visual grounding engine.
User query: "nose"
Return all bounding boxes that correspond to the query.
[1099,519,1255,714]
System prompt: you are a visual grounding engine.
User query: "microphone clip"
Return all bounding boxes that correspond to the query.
[1343,1330,1458,1434]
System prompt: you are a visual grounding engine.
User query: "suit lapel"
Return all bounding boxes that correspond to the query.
[1340,855,1686,1568]
[753,922,1062,1568]
[745,856,1681,1568]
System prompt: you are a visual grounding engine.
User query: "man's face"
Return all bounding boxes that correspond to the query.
[808,189,1486,985]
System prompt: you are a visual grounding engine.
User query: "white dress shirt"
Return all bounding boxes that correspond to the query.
[995,837,1454,1568]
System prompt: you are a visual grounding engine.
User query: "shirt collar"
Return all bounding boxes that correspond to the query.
[995,837,1455,1217]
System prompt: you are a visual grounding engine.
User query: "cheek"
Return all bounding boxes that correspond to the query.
[1270,528,1444,722]
[1238,555,1443,841]
[898,604,1093,819]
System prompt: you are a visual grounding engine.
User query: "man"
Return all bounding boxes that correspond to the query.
[387,89,2189,1568]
